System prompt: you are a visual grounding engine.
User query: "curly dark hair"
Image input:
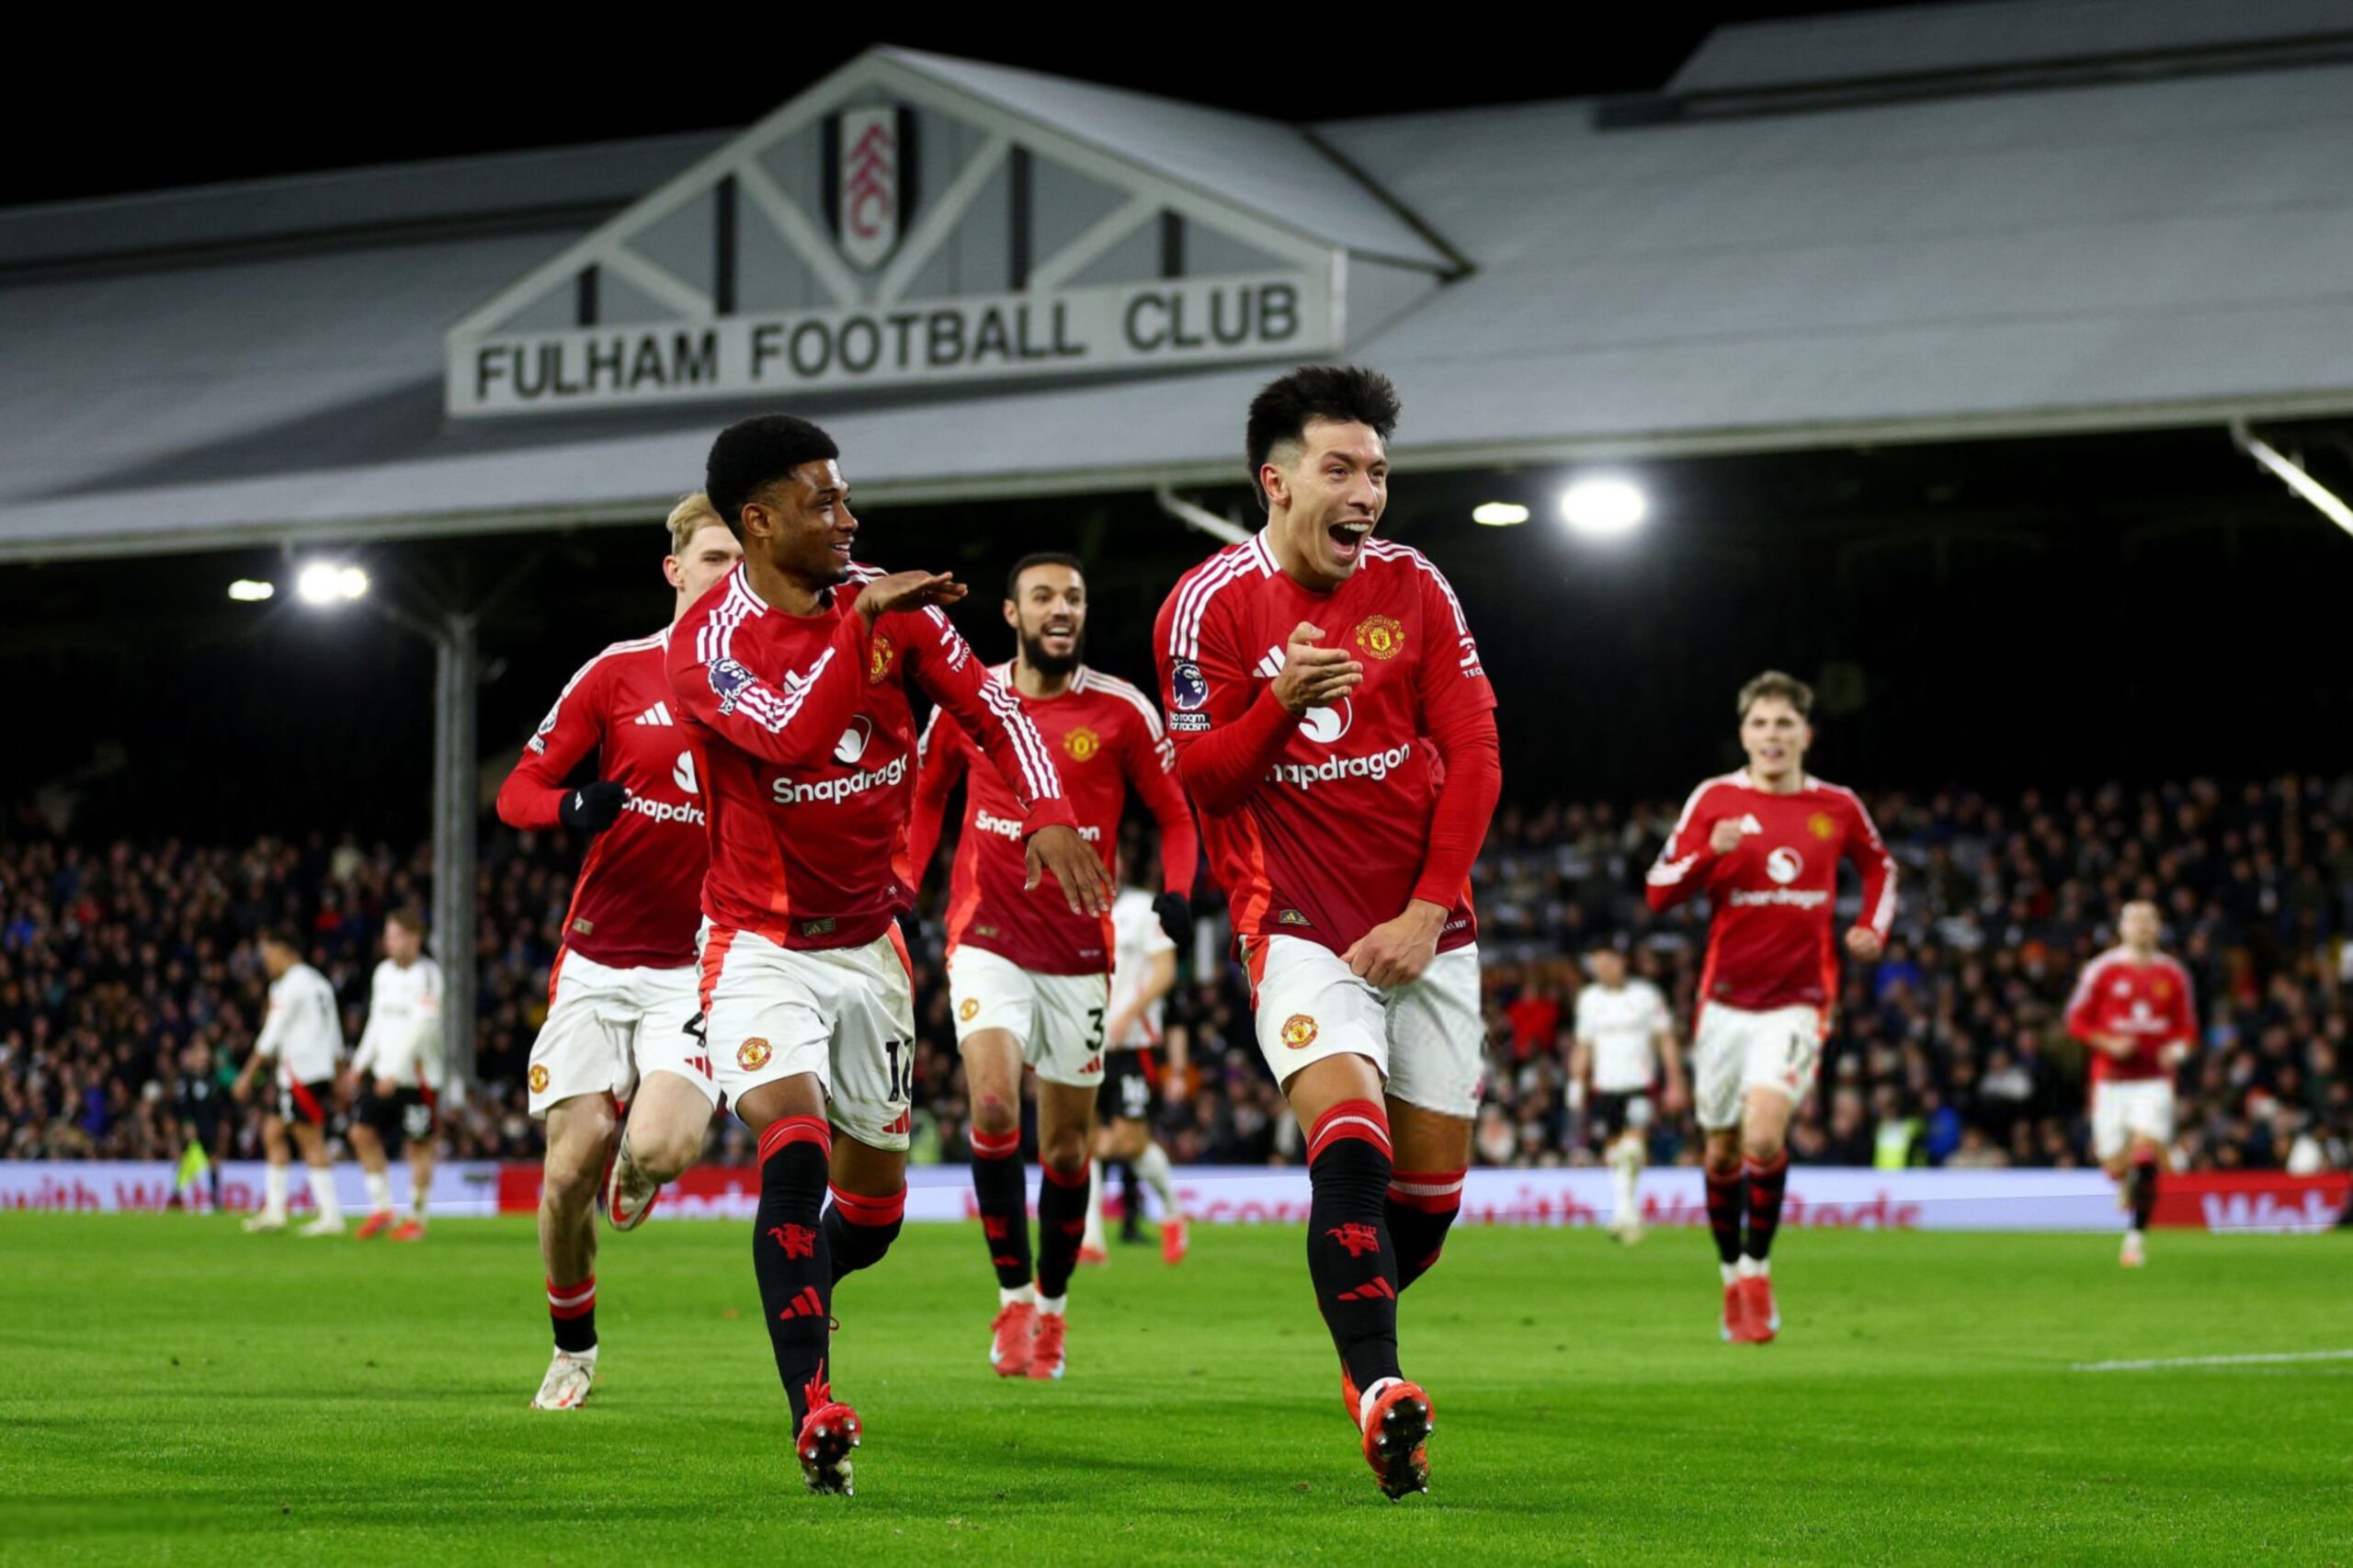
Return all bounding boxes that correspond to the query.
[705,415,840,538]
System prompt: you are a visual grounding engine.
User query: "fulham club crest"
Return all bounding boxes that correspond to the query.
[832,105,911,271]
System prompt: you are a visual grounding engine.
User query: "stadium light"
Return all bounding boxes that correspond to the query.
[2234,420,2353,540]
[1558,475,1649,538]
[226,580,275,602]
[1472,501,1530,527]
[296,562,369,605]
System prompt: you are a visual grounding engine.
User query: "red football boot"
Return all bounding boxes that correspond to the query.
[796,1364,861,1495]
[1161,1216,1189,1266]
[1738,1275,1779,1343]
[989,1301,1037,1377]
[387,1220,426,1243]
[1339,1360,1360,1425]
[354,1210,395,1240]
[1027,1312,1066,1381]
[1721,1280,1749,1343]
[1359,1380,1435,1500]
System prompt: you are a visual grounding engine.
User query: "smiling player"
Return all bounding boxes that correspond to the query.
[1154,365,1502,1499]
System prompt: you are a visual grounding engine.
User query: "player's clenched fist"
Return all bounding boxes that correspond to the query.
[1270,622,1363,715]
[1025,823,1113,916]
[1709,818,1747,856]
[854,569,967,624]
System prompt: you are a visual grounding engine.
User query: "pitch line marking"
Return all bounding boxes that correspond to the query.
[2073,1348,2353,1372]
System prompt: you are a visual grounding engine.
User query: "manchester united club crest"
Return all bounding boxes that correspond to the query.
[1808,812,1836,841]
[737,1038,773,1071]
[1063,726,1101,763]
[869,633,896,685]
[958,997,981,1023]
[2154,978,2172,1001]
[1281,1014,1320,1050]
[528,1064,550,1095]
[833,105,905,271]
[1353,614,1404,660]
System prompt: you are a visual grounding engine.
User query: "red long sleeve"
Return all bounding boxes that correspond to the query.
[496,651,611,829]
[1410,704,1500,910]
[904,707,972,888]
[1172,686,1302,818]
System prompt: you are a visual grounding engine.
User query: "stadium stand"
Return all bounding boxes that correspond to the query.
[3,775,2346,1175]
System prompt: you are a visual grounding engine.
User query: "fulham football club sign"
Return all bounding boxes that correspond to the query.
[439,51,1411,417]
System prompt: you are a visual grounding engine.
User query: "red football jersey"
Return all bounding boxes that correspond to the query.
[1646,771,1897,1014]
[668,563,1077,952]
[495,631,707,970]
[2065,947,2196,1083]
[1153,534,1495,958]
[910,664,1200,975]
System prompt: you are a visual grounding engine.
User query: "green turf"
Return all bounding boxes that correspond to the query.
[1,1216,2347,1565]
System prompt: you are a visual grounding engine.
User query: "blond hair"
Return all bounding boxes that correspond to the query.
[1737,669,1813,722]
[665,493,724,557]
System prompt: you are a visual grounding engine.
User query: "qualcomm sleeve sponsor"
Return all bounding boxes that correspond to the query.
[1267,741,1415,790]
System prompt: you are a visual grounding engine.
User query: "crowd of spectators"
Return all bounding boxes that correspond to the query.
[3,774,2347,1176]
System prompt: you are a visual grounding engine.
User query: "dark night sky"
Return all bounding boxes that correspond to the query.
[5,4,1949,209]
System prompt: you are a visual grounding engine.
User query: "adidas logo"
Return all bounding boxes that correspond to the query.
[776,1286,826,1321]
[634,702,676,727]
[1255,647,1284,680]
[1336,1278,1398,1302]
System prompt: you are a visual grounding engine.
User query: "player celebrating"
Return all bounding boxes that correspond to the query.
[345,908,444,1242]
[904,553,1198,1380]
[1079,874,1191,1267]
[233,928,347,1235]
[1568,941,1684,1244]
[671,414,1108,1494]
[1645,672,1895,1344]
[2064,900,2195,1267]
[495,494,742,1411]
[1154,366,1501,1499]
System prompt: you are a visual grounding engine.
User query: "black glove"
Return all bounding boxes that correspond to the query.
[1154,891,1192,947]
[559,780,628,835]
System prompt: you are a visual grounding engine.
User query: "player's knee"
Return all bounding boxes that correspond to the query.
[970,1094,1020,1138]
[1040,1131,1088,1180]
[1739,1131,1785,1166]
[630,1123,704,1182]
[1703,1144,1743,1179]
[540,1164,598,1221]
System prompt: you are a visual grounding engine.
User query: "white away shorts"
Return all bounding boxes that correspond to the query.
[1242,935,1483,1119]
[1693,1002,1826,1131]
[2091,1078,2175,1162]
[696,921,916,1152]
[529,949,711,1117]
[946,944,1112,1087]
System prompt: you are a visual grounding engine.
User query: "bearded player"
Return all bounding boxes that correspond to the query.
[494,494,741,1411]
[2064,900,2196,1267]
[1154,366,1501,1499]
[1645,671,1895,1344]
[906,552,1198,1381]
[671,414,1108,1494]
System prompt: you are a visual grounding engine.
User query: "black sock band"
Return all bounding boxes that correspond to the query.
[1306,1101,1403,1393]
[1386,1168,1465,1292]
[1035,1161,1091,1300]
[1705,1166,1745,1266]
[754,1119,834,1427]
[824,1184,905,1284]
[2131,1162,2158,1233]
[1744,1153,1790,1261]
[970,1128,1033,1290]
[548,1275,596,1355]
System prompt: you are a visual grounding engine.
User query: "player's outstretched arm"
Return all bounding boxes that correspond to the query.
[1120,706,1200,928]
[904,707,973,889]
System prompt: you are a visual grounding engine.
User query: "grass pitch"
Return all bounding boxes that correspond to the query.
[2,1215,2347,1565]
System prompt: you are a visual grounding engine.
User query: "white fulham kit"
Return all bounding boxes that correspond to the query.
[1575,979,1671,1095]
[257,962,344,1087]
[1106,890,1176,1049]
[354,957,446,1090]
